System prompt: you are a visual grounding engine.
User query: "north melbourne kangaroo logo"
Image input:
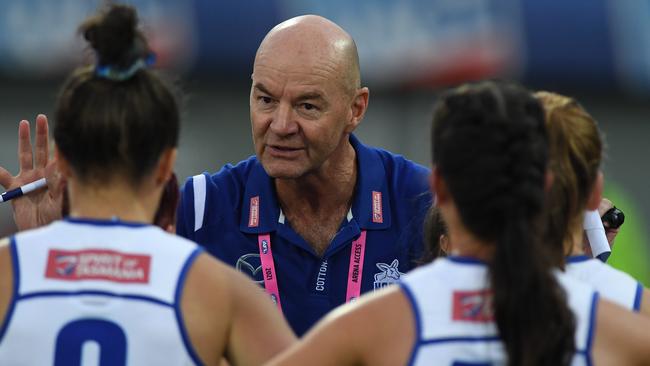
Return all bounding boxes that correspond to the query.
[373,259,405,290]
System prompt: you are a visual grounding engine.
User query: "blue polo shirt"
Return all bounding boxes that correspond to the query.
[177,134,432,335]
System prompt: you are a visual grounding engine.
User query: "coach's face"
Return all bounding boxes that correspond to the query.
[250,30,363,179]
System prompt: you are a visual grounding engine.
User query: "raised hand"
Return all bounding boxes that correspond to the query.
[598,198,620,248]
[0,115,65,231]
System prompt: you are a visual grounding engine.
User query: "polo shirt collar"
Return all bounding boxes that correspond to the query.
[239,159,281,234]
[239,134,392,234]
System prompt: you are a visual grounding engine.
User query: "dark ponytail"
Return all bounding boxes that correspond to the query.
[54,4,179,186]
[431,81,575,366]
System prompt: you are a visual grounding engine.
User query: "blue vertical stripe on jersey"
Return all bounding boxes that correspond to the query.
[584,292,599,366]
[174,247,205,366]
[633,282,644,312]
[0,237,19,344]
[399,283,422,366]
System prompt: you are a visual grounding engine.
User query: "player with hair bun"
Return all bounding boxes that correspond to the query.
[0,4,294,365]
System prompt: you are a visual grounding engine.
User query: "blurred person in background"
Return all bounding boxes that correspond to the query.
[0,12,432,337]
[267,80,650,366]
[536,91,650,314]
[418,205,449,264]
[0,4,294,365]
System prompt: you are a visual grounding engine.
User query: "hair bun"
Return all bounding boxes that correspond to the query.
[80,4,144,68]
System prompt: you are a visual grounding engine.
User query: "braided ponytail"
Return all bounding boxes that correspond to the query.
[432,81,575,366]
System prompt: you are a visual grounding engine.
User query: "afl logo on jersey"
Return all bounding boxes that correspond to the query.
[261,240,269,254]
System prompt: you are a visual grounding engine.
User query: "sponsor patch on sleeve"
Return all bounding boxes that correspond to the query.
[452,289,494,322]
[45,249,151,284]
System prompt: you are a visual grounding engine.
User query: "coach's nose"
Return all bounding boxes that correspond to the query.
[269,102,299,136]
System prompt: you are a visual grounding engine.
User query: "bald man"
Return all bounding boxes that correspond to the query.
[0,15,431,336]
[176,15,432,335]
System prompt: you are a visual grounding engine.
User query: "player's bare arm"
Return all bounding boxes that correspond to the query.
[182,252,296,366]
[268,286,414,366]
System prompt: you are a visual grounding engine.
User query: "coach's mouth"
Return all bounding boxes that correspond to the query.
[266,144,304,158]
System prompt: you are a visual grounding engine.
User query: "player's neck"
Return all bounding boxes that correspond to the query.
[566,223,586,256]
[276,141,357,214]
[440,203,494,262]
[67,179,159,224]
[446,226,494,262]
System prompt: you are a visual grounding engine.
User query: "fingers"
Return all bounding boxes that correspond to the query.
[598,198,614,217]
[34,114,50,169]
[0,166,12,190]
[18,120,33,172]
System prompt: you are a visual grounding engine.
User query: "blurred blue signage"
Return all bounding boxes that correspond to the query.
[0,0,196,78]
[608,0,650,93]
[278,0,525,88]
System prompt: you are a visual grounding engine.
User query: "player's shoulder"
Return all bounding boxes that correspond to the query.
[400,259,453,301]
[555,269,598,302]
[570,258,637,284]
[401,259,445,284]
[182,249,262,306]
[593,260,637,280]
[153,228,200,250]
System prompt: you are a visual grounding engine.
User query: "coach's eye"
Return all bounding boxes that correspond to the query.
[260,96,273,104]
[300,103,317,111]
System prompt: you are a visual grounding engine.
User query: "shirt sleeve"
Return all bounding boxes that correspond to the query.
[176,175,196,241]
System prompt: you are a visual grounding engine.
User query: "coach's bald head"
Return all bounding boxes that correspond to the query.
[254,15,361,95]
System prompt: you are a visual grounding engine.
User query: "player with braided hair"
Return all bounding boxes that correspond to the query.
[268,81,650,366]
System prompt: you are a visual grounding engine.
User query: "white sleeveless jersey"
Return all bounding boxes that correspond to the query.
[0,218,203,366]
[566,255,643,311]
[400,257,598,366]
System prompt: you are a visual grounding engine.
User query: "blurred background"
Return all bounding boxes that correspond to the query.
[0,0,648,283]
